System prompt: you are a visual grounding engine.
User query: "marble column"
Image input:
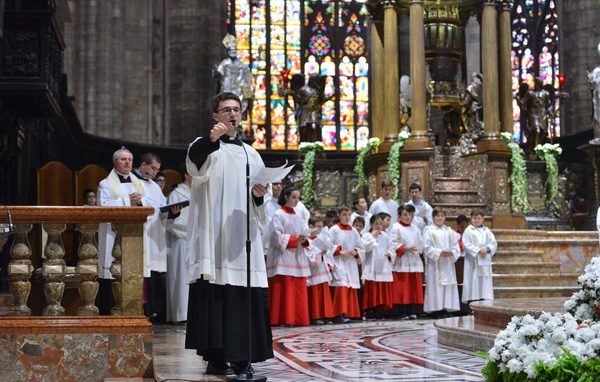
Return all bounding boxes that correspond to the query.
[498,1,514,134]
[404,0,430,150]
[370,18,385,141]
[383,0,399,142]
[480,0,500,140]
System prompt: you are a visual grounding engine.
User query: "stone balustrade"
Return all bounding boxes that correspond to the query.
[0,206,154,316]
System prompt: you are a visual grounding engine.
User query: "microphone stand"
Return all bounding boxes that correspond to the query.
[229,142,267,382]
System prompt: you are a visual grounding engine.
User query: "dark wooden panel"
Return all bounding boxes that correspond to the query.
[74,164,108,205]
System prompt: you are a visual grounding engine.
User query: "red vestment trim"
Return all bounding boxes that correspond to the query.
[281,206,296,214]
[336,223,353,231]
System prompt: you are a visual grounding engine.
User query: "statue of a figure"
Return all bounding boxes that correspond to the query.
[213,34,254,116]
[515,78,552,155]
[399,75,411,132]
[287,74,331,143]
[457,73,484,156]
[589,42,600,144]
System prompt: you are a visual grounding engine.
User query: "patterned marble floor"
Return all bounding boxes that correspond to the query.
[152,319,486,382]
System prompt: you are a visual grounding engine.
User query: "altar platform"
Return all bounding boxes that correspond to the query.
[435,298,567,352]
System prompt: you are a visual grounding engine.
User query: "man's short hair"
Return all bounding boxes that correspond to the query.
[353,196,367,207]
[139,152,161,166]
[381,180,393,188]
[212,92,242,113]
[409,183,422,191]
[112,147,132,163]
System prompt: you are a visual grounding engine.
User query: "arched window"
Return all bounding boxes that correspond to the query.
[227,0,370,151]
[511,0,561,142]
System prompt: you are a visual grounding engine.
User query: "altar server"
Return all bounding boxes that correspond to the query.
[306,216,335,324]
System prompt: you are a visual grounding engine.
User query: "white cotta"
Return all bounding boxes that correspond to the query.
[306,230,335,286]
[260,198,280,254]
[406,199,433,232]
[140,176,168,278]
[368,197,399,227]
[422,224,461,313]
[328,225,365,289]
[360,231,395,282]
[388,222,424,273]
[165,183,191,322]
[185,137,268,287]
[266,208,311,278]
[461,224,497,302]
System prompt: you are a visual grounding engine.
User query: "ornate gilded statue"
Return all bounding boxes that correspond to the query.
[287,74,331,143]
[515,78,552,155]
[457,73,483,155]
[213,34,254,115]
[589,42,600,144]
[399,75,411,132]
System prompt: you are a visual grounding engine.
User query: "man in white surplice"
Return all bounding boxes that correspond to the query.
[406,183,433,232]
[185,92,273,375]
[97,148,148,315]
[165,166,191,323]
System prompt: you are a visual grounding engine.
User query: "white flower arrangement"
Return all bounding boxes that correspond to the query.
[480,256,600,381]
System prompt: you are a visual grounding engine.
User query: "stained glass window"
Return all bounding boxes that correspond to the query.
[511,0,561,142]
[228,0,369,151]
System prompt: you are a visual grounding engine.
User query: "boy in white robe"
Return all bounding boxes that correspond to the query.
[388,204,424,319]
[423,209,461,316]
[306,216,335,324]
[351,196,372,234]
[361,215,395,319]
[406,183,433,232]
[165,169,191,323]
[461,210,497,304]
[329,207,364,323]
[368,180,399,225]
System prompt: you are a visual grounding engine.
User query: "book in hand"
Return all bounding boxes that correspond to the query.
[159,200,189,213]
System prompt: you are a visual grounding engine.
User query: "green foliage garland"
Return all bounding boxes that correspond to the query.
[298,141,324,208]
[353,137,380,193]
[388,130,412,200]
[534,143,562,209]
[500,132,531,213]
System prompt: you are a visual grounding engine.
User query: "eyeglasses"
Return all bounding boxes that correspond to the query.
[217,107,241,114]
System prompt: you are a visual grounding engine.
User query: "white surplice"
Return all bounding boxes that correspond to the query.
[406,199,433,232]
[266,208,311,278]
[461,224,497,303]
[361,231,395,282]
[328,224,365,289]
[388,222,424,273]
[97,169,146,279]
[261,198,280,255]
[165,183,190,322]
[306,230,335,287]
[186,138,267,287]
[368,197,399,227]
[422,224,461,313]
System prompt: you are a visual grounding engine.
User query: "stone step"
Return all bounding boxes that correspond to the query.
[492,261,561,274]
[434,316,497,352]
[433,177,472,191]
[493,229,598,241]
[493,273,579,287]
[429,203,487,217]
[432,190,479,204]
[470,298,566,329]
[494,286,579,299]
[494,250,543,262]
[497,238,598,247]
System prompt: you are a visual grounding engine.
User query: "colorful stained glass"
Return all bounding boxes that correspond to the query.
[271,125,286,150]
[511,0,561,141]
[340,125,355,150]
[231,0,369,151]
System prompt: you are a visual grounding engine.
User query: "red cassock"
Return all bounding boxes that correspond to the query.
[269,275,309,326]
[362,280,393,310]
[307,282,334,320]
[331,286,361,319]
[392,272,424,304]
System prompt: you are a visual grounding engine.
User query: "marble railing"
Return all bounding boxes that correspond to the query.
[0,206,154,317]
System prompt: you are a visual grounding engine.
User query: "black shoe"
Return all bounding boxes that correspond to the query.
[205,361,234,375]
[231,362,253,375]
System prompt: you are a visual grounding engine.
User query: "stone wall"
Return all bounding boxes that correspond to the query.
[63,0,226,146]
[561,0,600,136]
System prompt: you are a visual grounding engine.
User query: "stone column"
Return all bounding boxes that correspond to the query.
[383,0,399,142]
[404,0,430,150]
[498,1,513,134]
[370,18,385,140]
[479,0,500,141]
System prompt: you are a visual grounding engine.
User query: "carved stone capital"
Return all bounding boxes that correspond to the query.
[382,0,399,9]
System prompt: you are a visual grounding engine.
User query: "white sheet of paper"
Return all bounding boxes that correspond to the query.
[251,161,295,186]
[301,227,318,236]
